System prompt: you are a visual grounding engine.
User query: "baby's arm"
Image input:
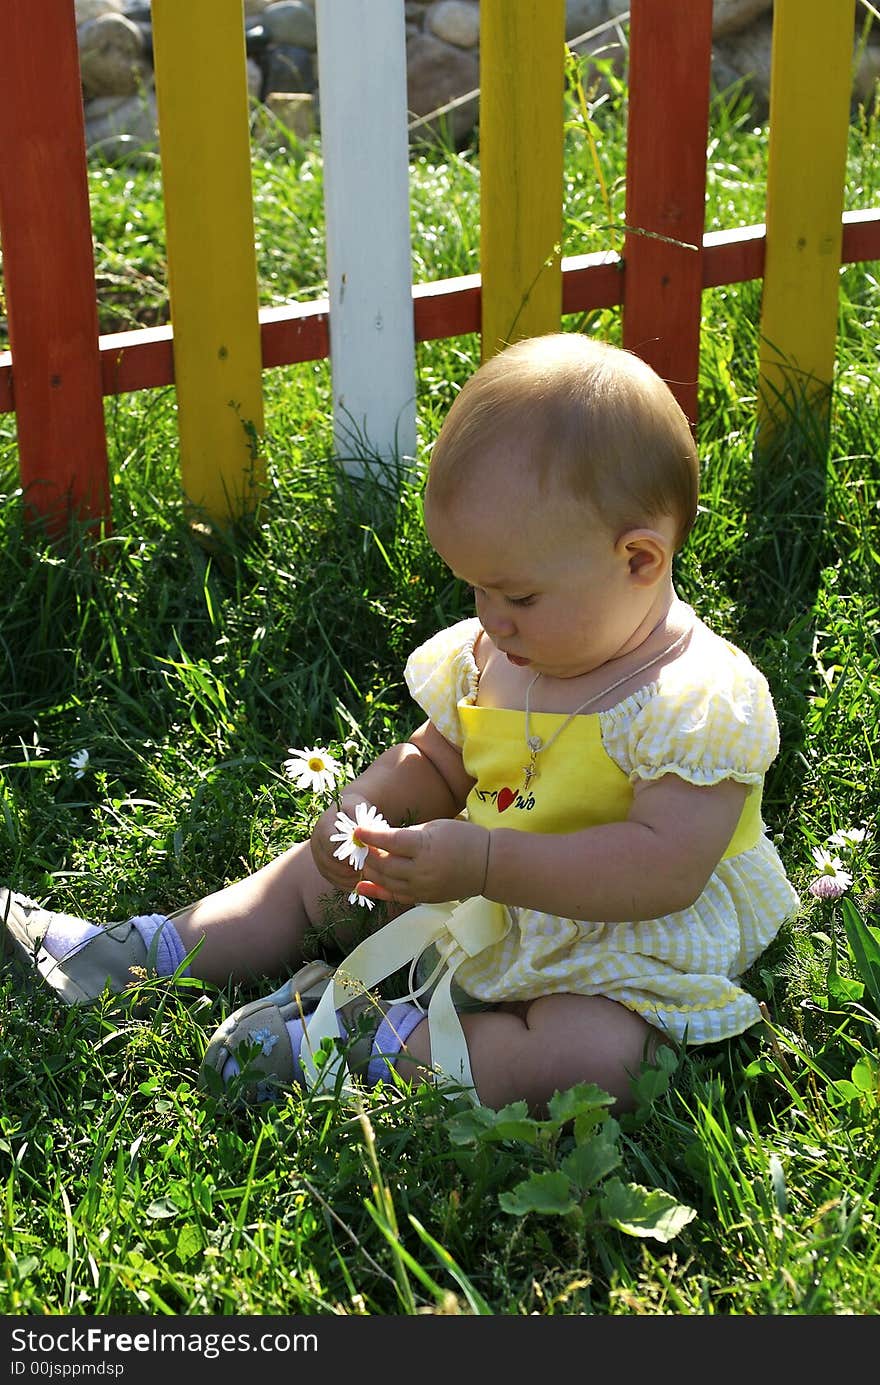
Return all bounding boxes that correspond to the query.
[310,719,475,889]
[356,775,747,918]
[484,775,748,919]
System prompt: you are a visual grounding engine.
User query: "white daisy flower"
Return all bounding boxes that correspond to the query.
[811,846,850,877]
[808,846,852,899]
[827,827,867,850]
[69,749,90,779]
[808,873,851,901]
[282,746,341,793]
[348,890,375,911]
[330,801,389,871]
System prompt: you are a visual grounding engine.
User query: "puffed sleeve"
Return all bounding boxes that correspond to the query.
[404,617,481,748]
[605,646,781,787]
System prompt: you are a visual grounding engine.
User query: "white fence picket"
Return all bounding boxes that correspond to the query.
[314,0,417,472]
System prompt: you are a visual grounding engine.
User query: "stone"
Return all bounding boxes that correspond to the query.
[405,30,480,144]
[121,2,153,22]
[247,58,264,100]
[262,44,314,99]
[712,0,774,41]
[84,84,158,159]
[712,14,774,119]
[263,0,317,51]
[854,41,880,106]
[65,1,878,167]
[245,22,272,56]
[265,91,316,139]
[427,1,480,51]
[78,12,151,100]
[565,0,614,43]
[75,0,124,25]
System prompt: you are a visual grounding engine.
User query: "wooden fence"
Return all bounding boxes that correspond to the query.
[0,0,879,534]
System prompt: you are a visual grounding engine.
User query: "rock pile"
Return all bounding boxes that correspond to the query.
[74,0,879,160]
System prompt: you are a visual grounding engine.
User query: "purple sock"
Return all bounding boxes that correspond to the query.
[40,911,189,978]
[367,1002,425,1086]
[221,1000,425,1089]
[130,914,190,977]
[42,916,104,960]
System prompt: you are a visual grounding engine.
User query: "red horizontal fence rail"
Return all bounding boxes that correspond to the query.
[5,215,879,415]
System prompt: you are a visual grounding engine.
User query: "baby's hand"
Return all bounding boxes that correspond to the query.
[310,795,374,890]
[354,818,490,907]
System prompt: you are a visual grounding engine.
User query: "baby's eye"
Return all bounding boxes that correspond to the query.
[507,594,536,607]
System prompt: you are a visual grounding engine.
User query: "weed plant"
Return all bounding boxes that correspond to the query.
[0,56,878,1317]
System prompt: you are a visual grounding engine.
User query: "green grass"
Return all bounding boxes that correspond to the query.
[0,59,879,1316]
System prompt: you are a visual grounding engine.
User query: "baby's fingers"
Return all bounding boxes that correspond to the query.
[354,880,414,907]
[355,824,419,858]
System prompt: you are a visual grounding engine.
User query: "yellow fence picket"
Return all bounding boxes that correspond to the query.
[757,0,853,447]
[479,0,566,361]
[151,0,264,526]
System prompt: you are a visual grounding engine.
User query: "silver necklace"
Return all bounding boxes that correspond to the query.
[520,626,691,796]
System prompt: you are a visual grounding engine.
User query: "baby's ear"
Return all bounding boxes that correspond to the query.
[617,528,672,585]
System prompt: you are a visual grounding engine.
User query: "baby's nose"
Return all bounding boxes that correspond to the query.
[481,609,516,639]
[474,589,514,638]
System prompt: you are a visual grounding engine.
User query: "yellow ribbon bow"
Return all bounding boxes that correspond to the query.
[300,896,510,1105]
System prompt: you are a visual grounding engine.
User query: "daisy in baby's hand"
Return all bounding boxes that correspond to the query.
[330,802,390,871]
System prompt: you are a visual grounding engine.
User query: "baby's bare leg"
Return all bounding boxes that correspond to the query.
[401,992,660,1115]
[169,841,349,985]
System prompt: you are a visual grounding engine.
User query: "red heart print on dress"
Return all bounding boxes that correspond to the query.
[497,787,515,812]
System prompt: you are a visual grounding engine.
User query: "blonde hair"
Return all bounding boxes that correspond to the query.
[426,333,700,548]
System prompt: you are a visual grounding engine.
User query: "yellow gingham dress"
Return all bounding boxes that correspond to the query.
[404,616,800,1044]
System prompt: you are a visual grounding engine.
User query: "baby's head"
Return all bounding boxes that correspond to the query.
[425,333,699,550]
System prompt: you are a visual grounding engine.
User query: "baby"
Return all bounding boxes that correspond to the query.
[2,333,800,1114]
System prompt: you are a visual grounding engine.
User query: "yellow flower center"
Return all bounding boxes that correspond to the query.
[308,757,324,772]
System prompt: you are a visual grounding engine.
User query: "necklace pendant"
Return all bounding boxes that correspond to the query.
[522,744,541,795]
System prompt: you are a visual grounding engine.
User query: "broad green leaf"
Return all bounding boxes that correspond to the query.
[499,1171,578,1217]
[851,1056,879,1096]
[629,1064,671,1105]
[830,1079,862,1103]
[490,1100,543,1144]
[842,898,880,1018]
[445,1100,541,1146]
[145,1197,180,1220]
[175,1224,202,1263]
[492,1099,531,1123]
[491,1117,542,1145]
[655,1044,679,1074]
[561,1127,622,1191]
[827,924,864,1005]
[548,1083,616,1126]
[599,1178,697,1241]
[444,1106,499,1145]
